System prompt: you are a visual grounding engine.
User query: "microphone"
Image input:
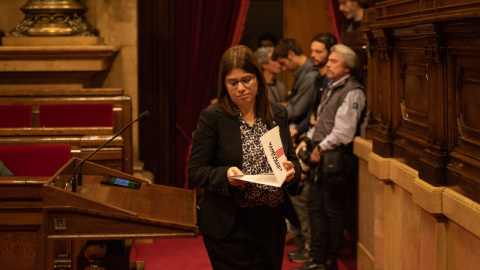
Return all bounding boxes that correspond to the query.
[70,110,150,192]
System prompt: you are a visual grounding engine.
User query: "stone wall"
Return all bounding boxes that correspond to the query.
[355,137,480,270]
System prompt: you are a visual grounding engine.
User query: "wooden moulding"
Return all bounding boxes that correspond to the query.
[1,37,104,46]
[365,0,480,29]
[0,88,123,97]
[0,127,113,136]
[0,45,119,72]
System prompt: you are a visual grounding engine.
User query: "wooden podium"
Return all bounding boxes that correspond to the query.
[0,158,198,270]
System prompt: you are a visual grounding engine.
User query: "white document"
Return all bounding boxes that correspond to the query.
[230,173,279,186]
[231,127,287,187]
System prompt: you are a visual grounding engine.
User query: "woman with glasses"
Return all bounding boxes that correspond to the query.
[189,45,301,270]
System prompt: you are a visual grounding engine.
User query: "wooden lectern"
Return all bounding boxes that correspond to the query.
[0,158,198,270]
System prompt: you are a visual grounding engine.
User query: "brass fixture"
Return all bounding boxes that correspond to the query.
[10,0,97,36]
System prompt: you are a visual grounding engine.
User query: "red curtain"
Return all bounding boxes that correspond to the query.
[325,0,346,43]
[326,0,376,43]
[175,0,250,188]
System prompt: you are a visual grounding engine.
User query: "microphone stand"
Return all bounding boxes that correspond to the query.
[70,111,150,192]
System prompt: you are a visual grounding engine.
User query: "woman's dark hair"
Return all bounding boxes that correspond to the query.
[217,45,273,123]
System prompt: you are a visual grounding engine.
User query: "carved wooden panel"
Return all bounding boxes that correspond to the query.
[0,231,40,270]
[392,48,429,169]
[397,55,428,132]
[456,70,480,149]
[366,0,480,203]
[447,51,480,201]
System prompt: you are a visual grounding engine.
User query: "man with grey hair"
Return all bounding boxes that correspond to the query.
[255,46,287,103]
[293,44,365,270]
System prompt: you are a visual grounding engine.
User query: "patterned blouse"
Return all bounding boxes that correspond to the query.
[235,114,285,208]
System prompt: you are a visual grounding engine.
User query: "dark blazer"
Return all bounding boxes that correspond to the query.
[188,101,301,239]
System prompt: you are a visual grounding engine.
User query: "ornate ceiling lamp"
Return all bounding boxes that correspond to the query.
[10,0,97,36]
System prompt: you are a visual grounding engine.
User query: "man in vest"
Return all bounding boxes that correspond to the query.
[293,44,365,270]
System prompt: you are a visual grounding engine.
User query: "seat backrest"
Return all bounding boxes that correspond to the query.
[0,145,71,177]
[0,105,32,128]
[39,104,114,127]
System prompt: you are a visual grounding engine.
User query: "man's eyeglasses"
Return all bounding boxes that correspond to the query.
[225,75,256,90]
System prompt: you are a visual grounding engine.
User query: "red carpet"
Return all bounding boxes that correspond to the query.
[131,236,356,270]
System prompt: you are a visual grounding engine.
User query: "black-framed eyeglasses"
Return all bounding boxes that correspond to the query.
[225,75,256,90]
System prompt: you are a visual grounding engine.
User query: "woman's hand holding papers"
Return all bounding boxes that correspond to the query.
[227,166,247,186]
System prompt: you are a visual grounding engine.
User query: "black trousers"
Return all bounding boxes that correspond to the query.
[307,151,357,264]
[202,205,287,270]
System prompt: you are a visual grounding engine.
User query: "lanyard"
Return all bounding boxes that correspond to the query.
[317,86,333,115]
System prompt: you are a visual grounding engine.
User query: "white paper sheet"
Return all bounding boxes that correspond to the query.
[230,173,280,187]
[231,127,287,187]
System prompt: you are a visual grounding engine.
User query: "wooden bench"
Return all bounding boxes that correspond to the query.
[0,105,32,128]
[0,88,133,174]
[0,145,71,177]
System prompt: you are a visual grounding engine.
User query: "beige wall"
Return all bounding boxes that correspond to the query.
[355,137,480,270]
[0,1,23,33]
[84,0,140,172]
[0,0,142,173]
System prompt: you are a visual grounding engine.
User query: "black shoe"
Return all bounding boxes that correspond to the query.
[291,259,326,270]
[288,243,306,257]
[325,259,338,270]
[289,252,308,263]
[288,245,308,263]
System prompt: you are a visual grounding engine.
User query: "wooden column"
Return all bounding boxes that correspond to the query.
[371,29,394,158]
